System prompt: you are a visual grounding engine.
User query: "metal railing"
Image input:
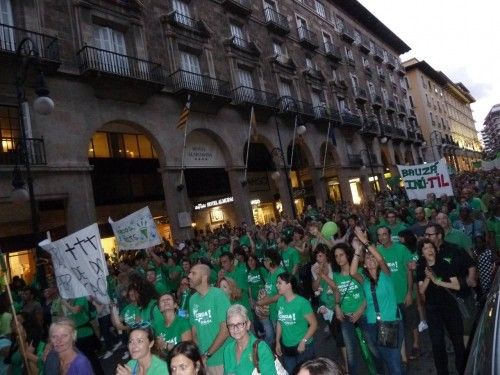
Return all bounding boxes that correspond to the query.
[359,34,371,52]
[170,69,230,97]
[323,41,342,60]
[362,118,379,133]
[230,36,257,54]
[264,8,289,31]
[0,23,59,61]
[0,137,46,165]
[355,87,367,99]
[341,112,362,126]
[384,125,393,135]
[373,45,384,61]
[297,26,317,46]
[313,106,340,121]
[77,46,164,83]
[340,24,355,42]
[372,94,382,106]
[393,128,405,137]
[223,0,251,10]
[169,11,204,33]
[296,100,315,117]
[232,86,277,107]
[387,100,396,110]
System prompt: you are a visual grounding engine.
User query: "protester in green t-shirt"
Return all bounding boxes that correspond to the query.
[146,268,169,296]
[223,304,277,375]
[153,293,192,358]
[275,272,317,374]
[218,276,252,320]
[219,252,248,292]
[188,264,231,373]
[278,235,300,275]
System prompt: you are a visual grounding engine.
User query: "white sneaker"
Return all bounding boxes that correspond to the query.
[112,341,123,352]
[101,351,113,360]
[418,320,428,332]
[121,351,130,360]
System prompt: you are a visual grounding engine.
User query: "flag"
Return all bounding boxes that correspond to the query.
[249,106,258,140]
[176,94,191,129]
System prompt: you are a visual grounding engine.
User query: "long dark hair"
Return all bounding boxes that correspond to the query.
[331,243,354,273]
[398,229,418,253]
[169,341,206,375]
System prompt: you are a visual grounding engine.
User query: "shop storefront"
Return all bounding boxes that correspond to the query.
[191,196,237,231]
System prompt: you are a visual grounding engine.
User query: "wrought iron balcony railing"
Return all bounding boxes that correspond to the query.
[0,22,59,61]
[77,46,164,83]
[313,106,340,122]
[297,26,318,48]
[229,36,259,55]
[323,41,342,61]
[221,0,252,16]
[264,8,289,34]
[232,86,277,107]
[170,69,230,97]
[168,11,207,35]
[296,100,315,118]
[0,137,46,165]
[340,24,355,43]
[373,45,384,61]
[341,112,362,126]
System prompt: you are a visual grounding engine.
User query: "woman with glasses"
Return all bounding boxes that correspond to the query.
[223,304,276,375]
[416,239,465,375]
[169,341,206,375]
[153,293,192,358]
[116,325,169,375]
[275,272,317,374]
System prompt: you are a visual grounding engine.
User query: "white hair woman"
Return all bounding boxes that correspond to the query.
[223,304,277,375]
[48,317,94,374]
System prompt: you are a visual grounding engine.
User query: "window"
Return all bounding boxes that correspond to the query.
[278,80,292,97]
[322,32,332,50]
[345,46,353,62]
[382,49,388,62]
[238,68,254,100]
[425,94,430,106]
[335,16,345,32]
[354,29,361,44]
[362,57,369,68]
[180,51,202,88]
[409,95,414,107]
[350,74,359,89]
[173,0,190,16]
[0,105,20,155]
[296,16,307,38]
[381,88,388,103]
[367,81,375,98]
[272,41,284,56]
[430,112,434,123]
[404,77,409,88]
[0,0,14,51]
[314,1,326,17]
[305,57,314,69]
[331,68,338,81]
[93,26,129,74]
[230,23,246,47]
[393,94,399,104]
[311,91,322,110]
[88,132,157,159]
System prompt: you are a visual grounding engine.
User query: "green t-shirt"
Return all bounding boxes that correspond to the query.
[69,297,93,338]
[281,246,300,274]
[152,315,191,349]
[127,355,169,374]
[276,295,313,347]
[318,277,336,309]
[254,240,266,261]
[332,273,365,314]
[387,222,408,243]
[362,272,399,324]
[264,266,286,322]
[223,334,277,375]
[161,264,183,292]
[189,287,231,366]
[487,216,500,249]
[121,303,141,327]
[154,280,170,296]
[140,300,163,327]
[445,228,472,253]
[377,243,413,304]
[247,267,268,301]
[226,263,249,291]
[239,234,251,247]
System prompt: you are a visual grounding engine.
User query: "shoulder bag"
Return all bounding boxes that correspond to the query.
[370,282,400,348]
[251,339,288,375]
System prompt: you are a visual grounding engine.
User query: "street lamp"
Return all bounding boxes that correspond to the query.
[359,148,378,194]
[272,96,306,219]
[10,37,54,288]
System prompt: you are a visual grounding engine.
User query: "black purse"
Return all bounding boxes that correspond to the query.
[371,283,400,349]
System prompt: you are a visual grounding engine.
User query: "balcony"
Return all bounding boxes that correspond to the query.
[323,42,342,62]
[312,106,341,125]
[409,109,416,118]
[226,36,260,57]
[372,94,383,108]
[303,67,324,82]
[406,130,416,140]
[364,65,372,77]
[355,87,368,102]
[264,8,289,35]
[170,69,231,108]
[0,137,46,165]
[378,72,386,82]
[221,0,252,16]
[270,54,296,71]
[296,100,315,120]
[361,118,380,136]
[165,11,210,36]
[341,111,362,128]
[347,153,362,167]
[340,24,355,43]
[386,55,396,70]
[397,65,406,76]
[373,45,384,62]
[0,23,60,74]
[232,86,277,117]
[77,46,165,102]
[297,26,318,50]
[398,104,407,116]
[386,100,396,112]
[347,57,355,67]
[359,35,371,53]
[383,125,393,137]
[392,127,406,140]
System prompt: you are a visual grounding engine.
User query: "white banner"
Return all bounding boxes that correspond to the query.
[109,207,161,250]
[39,224,109,304]
[397,159,454,200]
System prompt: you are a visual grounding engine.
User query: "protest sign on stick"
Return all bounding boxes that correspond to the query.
[397,159,454,201]
[109,206,161,250]
[39,223,109,304]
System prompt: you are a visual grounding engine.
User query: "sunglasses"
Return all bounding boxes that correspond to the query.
[130,320,152,330]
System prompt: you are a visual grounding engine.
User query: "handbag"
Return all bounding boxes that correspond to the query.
[444,289,476,321]
[370,283,400,349]
[251,339,288,375]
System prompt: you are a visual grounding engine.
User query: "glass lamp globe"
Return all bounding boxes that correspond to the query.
[33,96,54,115]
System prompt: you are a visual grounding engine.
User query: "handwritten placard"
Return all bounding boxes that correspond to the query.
[39,224,109,304]
[109,206,161,251]
[397,159,454,200]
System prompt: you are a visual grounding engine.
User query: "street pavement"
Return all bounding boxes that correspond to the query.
[99,314,457,374]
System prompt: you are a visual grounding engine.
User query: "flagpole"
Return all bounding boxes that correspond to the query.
[322,121,331,177]
[0,251,35,375]
[243,106,255,182]
[178,95,190,187]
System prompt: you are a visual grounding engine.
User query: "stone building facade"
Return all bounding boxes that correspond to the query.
[0,0,423,259]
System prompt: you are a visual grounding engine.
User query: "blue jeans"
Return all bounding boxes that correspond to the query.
[259,318,275,348]
[340,316,382,375]
[282,342,315,374]
[366,322,404,375]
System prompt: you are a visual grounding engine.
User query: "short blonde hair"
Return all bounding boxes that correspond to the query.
[226,304,248,321]
[49,317,77,341]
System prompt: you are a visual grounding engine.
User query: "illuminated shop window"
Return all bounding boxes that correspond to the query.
[88,132,157,159]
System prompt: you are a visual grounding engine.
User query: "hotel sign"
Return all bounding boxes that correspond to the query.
[194,196,234,210]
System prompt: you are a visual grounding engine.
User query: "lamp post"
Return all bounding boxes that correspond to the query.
[271,96,306,219]
[429,130,442,161]
[10,37,54,288]
[359,148,378,194]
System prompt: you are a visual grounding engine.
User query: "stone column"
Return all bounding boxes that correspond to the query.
[227,168,253,225]
[273,168,294,219]
[160,168,193,240]
[311,167,328,208]
[64,169,97,233]
[338,168,353,203]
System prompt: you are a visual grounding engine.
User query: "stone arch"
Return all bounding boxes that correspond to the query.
[381,149,391,169]
[393,149,403,165]
[184,127,234,168]
[320,141,340,167]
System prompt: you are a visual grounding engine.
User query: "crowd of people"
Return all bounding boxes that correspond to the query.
[0,170,499,375]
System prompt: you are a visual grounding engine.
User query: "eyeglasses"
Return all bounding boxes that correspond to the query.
[424,232,437,237]
[130,320,152,330]
[227,321,247,331]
